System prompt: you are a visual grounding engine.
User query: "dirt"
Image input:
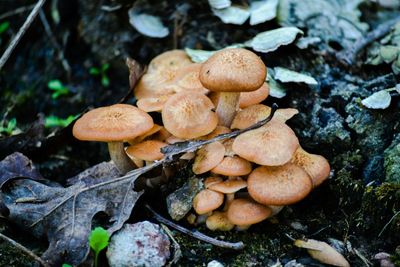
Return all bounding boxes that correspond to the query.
[0,0,399,266]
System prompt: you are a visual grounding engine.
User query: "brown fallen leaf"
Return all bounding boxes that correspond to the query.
[294,238,350,267]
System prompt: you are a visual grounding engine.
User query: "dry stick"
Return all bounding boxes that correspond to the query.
[0,232,50,267]
[0,4,35,20]
[0,0,47,71]
[378,210,400,237]
[146,204,245,250]
[39,10,71,79]
[337,16,400,66]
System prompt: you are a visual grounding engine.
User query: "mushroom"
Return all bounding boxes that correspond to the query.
[162,92,218,139]
[239,83,269,109]
[73,104,153,174]
[125,140,167,162]
[167,64,209,95]
[136,95,172,113]
[232,119,299,166]
[199,48,267,127]
[226,198,272,227]
[211,156,252,176]
[206,211,235,231]
[128,124,163,145]
[207,177,247,194]
[247,164,313,206]
[192,142,225,174]
[204,176,224,188]
[192,189,224,215]
[291,147,331,187]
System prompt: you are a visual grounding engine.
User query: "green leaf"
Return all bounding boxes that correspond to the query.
[89,67,100,75]
[47,79,64,90]
[0,21,10,35]
[101,63,110,71]
[62,264,72,267]
[89,227,110,254]
[45,115,77,128]
[101,75,110,87]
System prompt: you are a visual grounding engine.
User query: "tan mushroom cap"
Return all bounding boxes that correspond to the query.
[231,104,299,130]
[125,140,167,161]
[128,124,163,144]
[248,164,313,206]
[208,177,247,194]
[136,95,172,113]
[227,198,272,226]
[211,156,252,176]
[291,147,331,187]
[239,83,269,108]
[192,142,225,174]
[153,127,172,142]
[232,120,299,166]
[73,104,154,142]
[147,50,192,73]
[199,48,266,92]
[162,92,218,139]
[193,189,224,215]
[206,211,235,231]
[165,135,185,144]
[167,64,209,95]
[201,126,231,140]
[204,176,223,188]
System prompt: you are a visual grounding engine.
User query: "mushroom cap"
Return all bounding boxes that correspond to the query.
[248,164,313,205]
[204,176,224,188]
[128,124,163,144]
[201,126,231,140]
[192,142,225,174]
[206,211,235,231]
[232,120,299,166]
[193,189,224,215]
[125,140,167,161]
[208,177,247,194]
[291,147,330,187]
[136,95,172,113]
[231,104,299,130]
[148,50,192,73]
[73,104,154,142]
[162,92,218,139]
[239,83,269,108]
[168,64,209,95]
[199,48,267,92]
[227,198,272,226]
[211,156,252,176]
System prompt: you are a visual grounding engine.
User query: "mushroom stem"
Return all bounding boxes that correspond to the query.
[215,92,240,127]
[107,142,135,174]
[224,193,235,211]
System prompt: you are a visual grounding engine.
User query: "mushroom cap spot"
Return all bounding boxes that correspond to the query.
[125,140,167,161]
[232,120,299,166]
[162,92,218,139]
[193,189,224,215]
[239,83,269,108]
[206,211,235,231]
[231,104,299,130]
[192,142,226,174]
[248,164,313,206]
[168,64,209,95]
[291,147,330,187]
[199,48,267,92]
[137,95,172,112]
[73,104,154,142]
[208,177,247,194]
[211,156,252,176]
[227,198,272,226]
[204,176,224,188]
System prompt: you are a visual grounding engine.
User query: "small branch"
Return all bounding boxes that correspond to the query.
[0,4,35,20]
[337,16,400,66]
[0,232,50,267]
[39,10,71,79]
[0,0,47,71]
[378,210,400,237]
[146,204,245,250]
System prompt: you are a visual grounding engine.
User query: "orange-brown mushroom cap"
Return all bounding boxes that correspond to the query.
[232,120,299,166]
[73,104,154,142]
[204,176,224,188]
[168,64,209,95]
[239,83,269,108]
[199,48,266,92]
[227,198,272,226]
[192,142,225,174]
[162,92,218,139]
[206,211,235,231]
[248,164,313,206]
[136,95,172,113]
[208,177,247,194]
[211,156,252,176]
[291,147,331,187]
[125,140,167,161]
[193,189,224,215]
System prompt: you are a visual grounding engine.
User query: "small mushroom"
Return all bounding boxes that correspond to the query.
[207,177,247,194]
[199,48,267,127]
[192,189,224,215]
[239,83,269,109]
[136,95,172,113]
[204,176,224,188]
[247,164,313,206]
[227,198,272,226]
[73,104,153,174]
[211,156,252,176]
[126,140,167,162]
[128,124,163,145]
[167,64,209,94]
[206,211,235,231]
[192,142,225,174]
[162,92,218,139]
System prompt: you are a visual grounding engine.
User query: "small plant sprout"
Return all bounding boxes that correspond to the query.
[0,21,10,35]
[47,79,70,99]
[44,115,78,128]
[0,118,19,136]
[89,227,110,267]
[62,264,72,267]
[89,63,110,87]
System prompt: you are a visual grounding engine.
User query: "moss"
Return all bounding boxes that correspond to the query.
[384,134,400,183]
[0,241,36,267]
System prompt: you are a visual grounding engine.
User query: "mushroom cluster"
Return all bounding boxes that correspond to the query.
[72,48,330,230]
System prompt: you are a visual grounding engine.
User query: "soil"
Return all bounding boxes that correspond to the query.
[0,0,399,266]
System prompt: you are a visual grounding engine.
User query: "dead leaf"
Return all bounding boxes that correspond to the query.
[294,238,350,267]
[121,57,145,103]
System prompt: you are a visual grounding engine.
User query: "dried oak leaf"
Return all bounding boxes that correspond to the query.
[0,156,156,266]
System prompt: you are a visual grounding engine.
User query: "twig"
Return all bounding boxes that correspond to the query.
[352,248,372,267]
[39,10,71,79]
[146,204,245,250]
[161,224,182,266]
[378,210,400,237]
[337,16,400,66]
[0,0,47,71]
[0,232,50,267]
[0,4,35,20]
